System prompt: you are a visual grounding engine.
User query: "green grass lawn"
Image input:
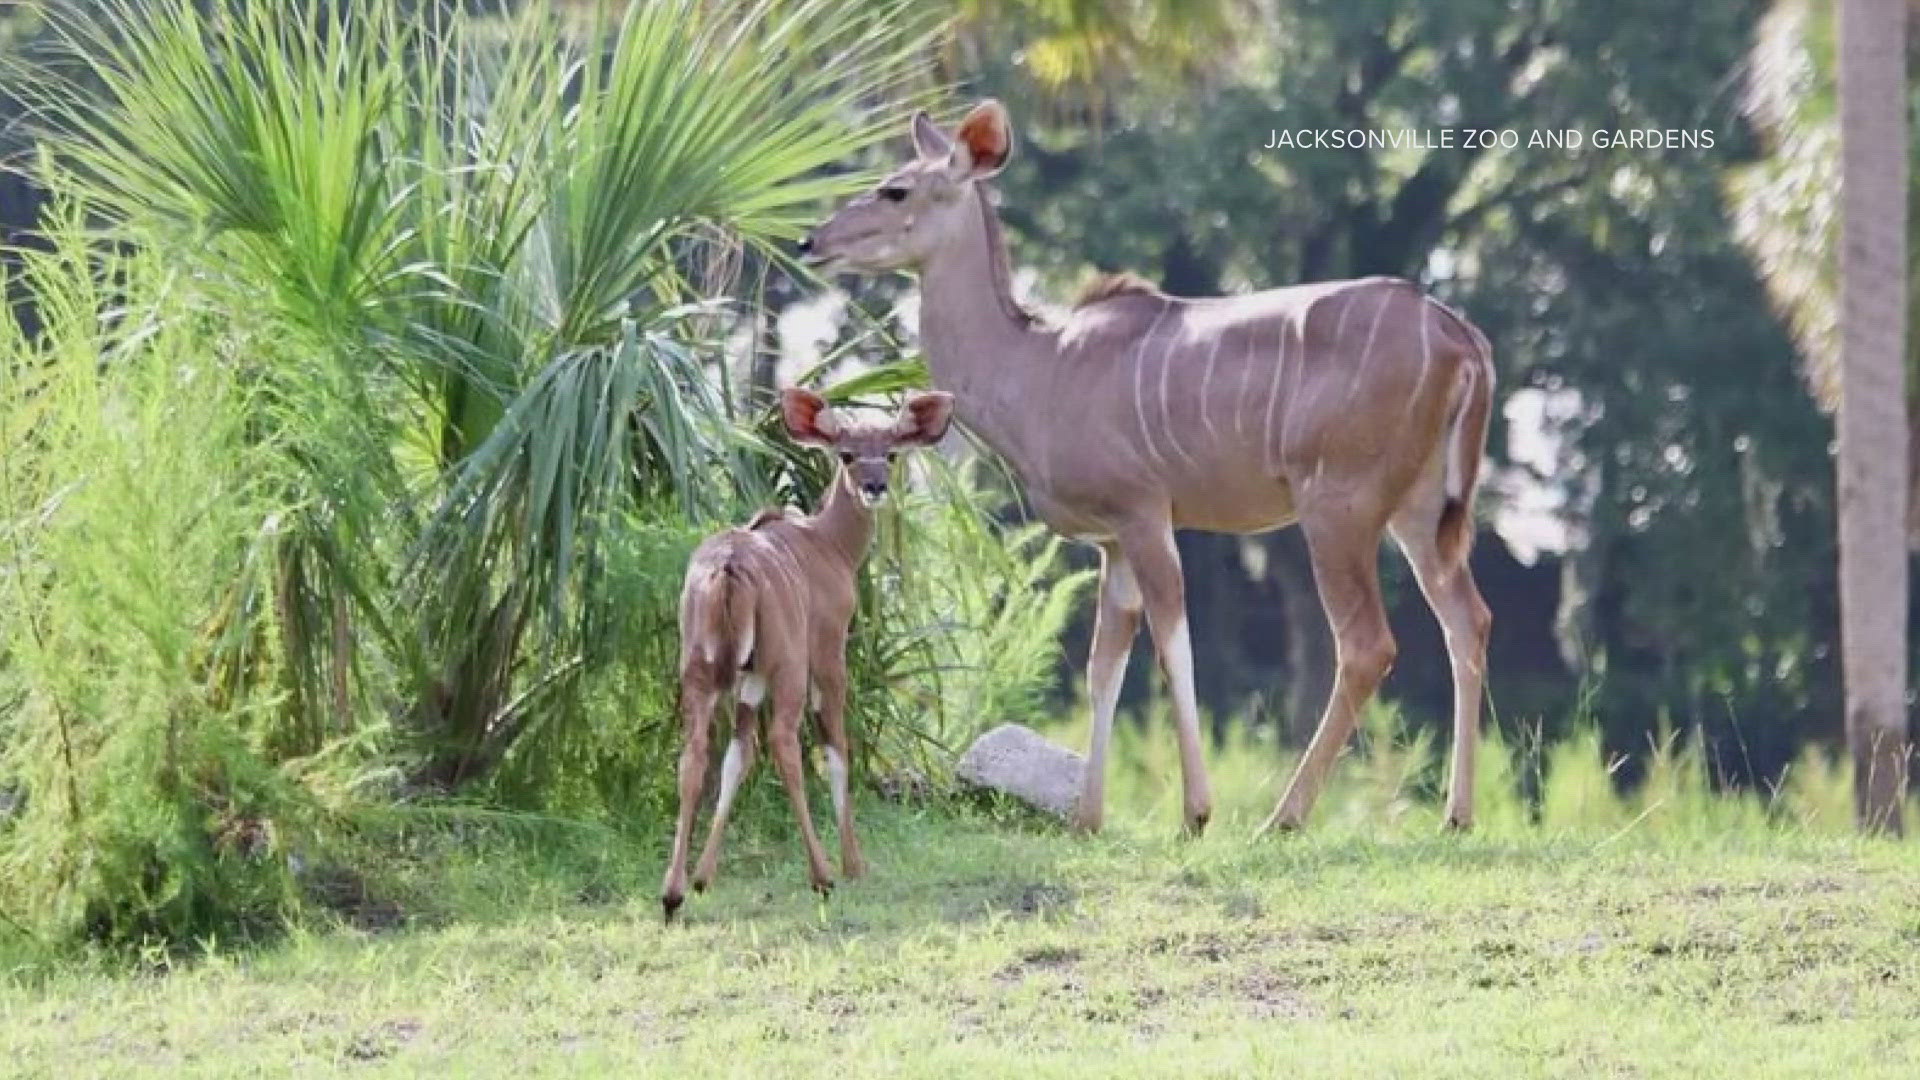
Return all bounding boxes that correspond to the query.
[3,792,1918,1078]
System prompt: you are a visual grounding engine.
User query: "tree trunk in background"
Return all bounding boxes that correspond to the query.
[1837,0,1910,834]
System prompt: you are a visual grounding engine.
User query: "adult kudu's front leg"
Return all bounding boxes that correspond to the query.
[1073,543,1143,834]
[1121,520,1214,836]
[1262,507,1396,834]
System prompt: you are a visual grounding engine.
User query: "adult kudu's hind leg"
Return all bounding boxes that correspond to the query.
[1262,508,1396,834]
[1390,508,1491,830]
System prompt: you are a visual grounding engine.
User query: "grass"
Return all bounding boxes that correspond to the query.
[3,730,1918,1078]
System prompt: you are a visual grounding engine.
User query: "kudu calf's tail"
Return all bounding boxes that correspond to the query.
[1437,320,1495,572]
[685,560,758,683]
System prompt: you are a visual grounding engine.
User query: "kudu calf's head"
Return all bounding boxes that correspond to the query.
[780,388,954,507]
[798,100,1013,274]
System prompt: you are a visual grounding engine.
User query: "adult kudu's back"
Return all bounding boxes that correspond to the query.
[801,101,1494,835]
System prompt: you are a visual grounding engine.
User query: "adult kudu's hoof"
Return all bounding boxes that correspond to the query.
[661,891,685,923]
[1255,811,1304,838]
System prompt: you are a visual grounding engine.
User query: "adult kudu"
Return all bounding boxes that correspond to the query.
[800,101,1495,836]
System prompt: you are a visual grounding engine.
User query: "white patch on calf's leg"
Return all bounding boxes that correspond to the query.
[713,737,748,816]
[825,746,850,822]
[737,673,766,708]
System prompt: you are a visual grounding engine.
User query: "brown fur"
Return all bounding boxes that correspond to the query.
[1073,271,1165,308]
[660,390,953,921]
[803,99,1497,838]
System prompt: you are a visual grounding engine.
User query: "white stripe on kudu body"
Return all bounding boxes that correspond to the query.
[803,101,1495,839]
[1131,307,1172,471]
[1159,332,1198,467]
[1198,331,1224,449]
[1263,319,1290,474]
[1350,291,1392,401]
[1407,298,1434,419]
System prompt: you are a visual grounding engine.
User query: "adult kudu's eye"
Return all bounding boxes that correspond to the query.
[886,452,898,463]
[878,186,909,203]
[838,451,854,464]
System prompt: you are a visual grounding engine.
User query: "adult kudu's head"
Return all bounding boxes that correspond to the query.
[799,101,1013,274]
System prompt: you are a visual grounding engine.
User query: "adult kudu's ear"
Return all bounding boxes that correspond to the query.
[780,387,841,448]
[893,391,955,447]
[910,110,952,159]
[948,100,1012,180]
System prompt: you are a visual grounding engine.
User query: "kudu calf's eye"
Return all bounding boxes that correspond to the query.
[838,451,854,464]
[878,186,909,202]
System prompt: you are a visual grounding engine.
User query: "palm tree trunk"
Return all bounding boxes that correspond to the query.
[1837,0,1910,834]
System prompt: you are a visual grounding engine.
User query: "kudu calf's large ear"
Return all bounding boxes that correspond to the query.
[780,387,840,448]
[949,100,1012,180]
[893,391,955,447]
[911,110,952,159]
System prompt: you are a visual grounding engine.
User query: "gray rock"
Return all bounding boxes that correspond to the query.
[955,723,1085,818]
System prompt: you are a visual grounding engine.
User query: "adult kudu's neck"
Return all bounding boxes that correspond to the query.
[913,186,1054,464]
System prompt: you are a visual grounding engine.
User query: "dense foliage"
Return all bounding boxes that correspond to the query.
[0,0,1088,947]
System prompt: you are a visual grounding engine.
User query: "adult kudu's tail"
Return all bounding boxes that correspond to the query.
[1436,313,1495,572]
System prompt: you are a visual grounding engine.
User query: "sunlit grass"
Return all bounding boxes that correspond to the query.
[3,784,1916,1077]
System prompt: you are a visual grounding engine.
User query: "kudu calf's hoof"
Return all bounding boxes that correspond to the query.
[1442,813,1473,833]
[661,891,685,923]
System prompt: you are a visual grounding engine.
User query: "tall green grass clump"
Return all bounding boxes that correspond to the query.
[0,197,319,944]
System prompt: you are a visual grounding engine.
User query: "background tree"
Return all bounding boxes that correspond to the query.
[1835,0,1910,831]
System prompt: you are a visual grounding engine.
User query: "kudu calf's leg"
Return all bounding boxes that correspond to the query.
[767,678,835,895]
[1120,522,1213,836]
[1073,544,1143,834]
[662,672,720,920]
[692,699,759,893]
[1262,512,1396,834]
[1390,515,1492,831]
[811,658,863,878]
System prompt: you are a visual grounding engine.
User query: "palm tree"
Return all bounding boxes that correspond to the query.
[20,0,937,784]
[1836,0,1910,832]
[1735,0,1912,832]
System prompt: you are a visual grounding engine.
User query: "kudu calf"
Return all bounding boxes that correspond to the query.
[801,101,1495,837]
[661,387,954,920]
